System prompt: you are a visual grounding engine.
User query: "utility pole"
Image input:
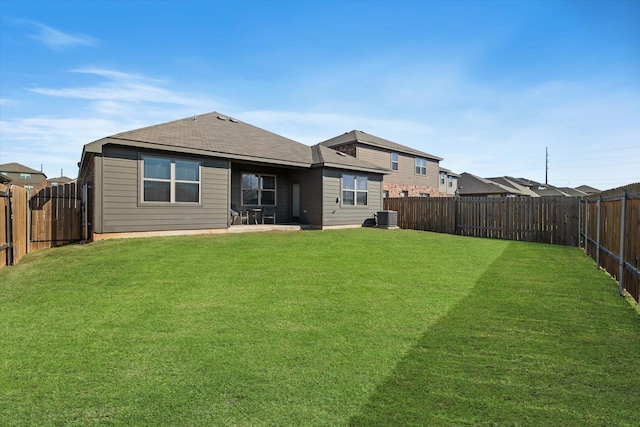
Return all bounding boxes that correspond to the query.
[545,146,548,185]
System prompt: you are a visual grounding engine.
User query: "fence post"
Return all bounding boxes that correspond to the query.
[5,186,14,266]
[618,190,627,296]
[454,197,458,235]
[584,199,589,255]
[503,198,509,240]
[26,191,31,254]
[596,196,601,269]
[578,198,582,248]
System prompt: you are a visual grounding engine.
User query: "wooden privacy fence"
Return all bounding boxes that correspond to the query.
[581,183,640,303]
[1,184,29,268]
[384,196,580,246]
[1,182,83,268]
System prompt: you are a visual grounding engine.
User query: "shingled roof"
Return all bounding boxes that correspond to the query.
[320,130,442,161]
[82,112,387,173]
[458,172,524,196]
[311,144,389,173]
[0,162,44,174]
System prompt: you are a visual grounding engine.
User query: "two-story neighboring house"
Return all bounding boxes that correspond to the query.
[439,167,459,196]
[320,130,457,197]
[0,162,48,191]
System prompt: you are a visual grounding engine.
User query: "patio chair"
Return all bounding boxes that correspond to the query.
[262,205,276,224]
[230,206,240,225]
[231,204,249,225]
[239,210,250,225]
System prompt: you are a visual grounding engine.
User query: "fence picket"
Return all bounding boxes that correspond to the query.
[385,196,581,246]
[0,182,83,268]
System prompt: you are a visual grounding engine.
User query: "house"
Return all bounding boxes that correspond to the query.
[457,173,526,197]
[77,112,389,240]
[0,162,48,190]
[319,130,457,197]
[47,176,75,187]
[458,174,593,197]
[575,185,600,195]
[438,167,459,196]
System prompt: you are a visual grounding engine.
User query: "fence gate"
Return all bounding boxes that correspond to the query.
[0,182,84,269]
[1,183,10,267]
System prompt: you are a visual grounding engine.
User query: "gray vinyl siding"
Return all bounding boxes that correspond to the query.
[322,168,382,227]
[100,145,229,233]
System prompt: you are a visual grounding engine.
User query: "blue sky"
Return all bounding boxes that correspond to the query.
[1,0,638,190]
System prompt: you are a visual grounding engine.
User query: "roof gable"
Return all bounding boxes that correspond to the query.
[0,162,44,174]
[101,112,314,166]
[320,130,442,161]
[575,185,600,194]
[459,173,523,196]
[81,112,387,175]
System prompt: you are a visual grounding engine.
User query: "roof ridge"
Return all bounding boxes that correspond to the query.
[312,144,325,164]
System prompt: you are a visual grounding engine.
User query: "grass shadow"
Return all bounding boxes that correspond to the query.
[349,241,640,426]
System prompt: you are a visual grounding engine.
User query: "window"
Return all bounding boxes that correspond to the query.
[401,191,409,198]
[342,174,368,206]
[242,173,276,206]
[24,185,34,190]
[391,152,399,171]
[51,182,59,187]
[415,158,427,175]
[419,193,430,198]
[20,173,31,179]
[448,176,454,187]
[142,157,200,203]
[440,171,446,185]
[383,190,389,199]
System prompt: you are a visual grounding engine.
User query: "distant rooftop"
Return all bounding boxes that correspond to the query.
[320,130,443,161]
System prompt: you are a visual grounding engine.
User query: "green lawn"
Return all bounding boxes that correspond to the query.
[1,229,638,426]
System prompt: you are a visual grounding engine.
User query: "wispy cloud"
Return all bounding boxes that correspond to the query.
[28,68,222,116]
[30,68,201,107]
[20,20,98,50]
[2,68,226,177]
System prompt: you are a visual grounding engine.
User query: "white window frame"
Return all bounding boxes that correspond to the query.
[342,174,368,207]
[415,158,427,175]
[391,152,399,171]
[440,171,446,185]
[448,176,454,187]
[20,172,31,179]
[141,156,201,204]
[241,173,277,206]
